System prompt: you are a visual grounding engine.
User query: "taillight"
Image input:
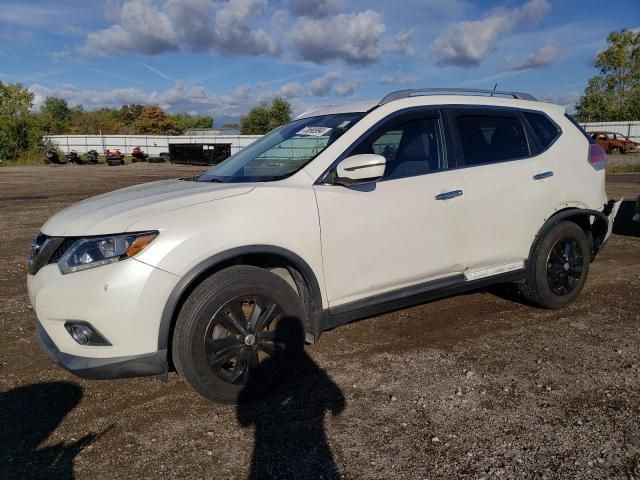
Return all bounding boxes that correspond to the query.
[588,143,607,171]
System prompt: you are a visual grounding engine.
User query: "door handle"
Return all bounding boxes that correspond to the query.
[435,189,463,200]
[533,171,554,180]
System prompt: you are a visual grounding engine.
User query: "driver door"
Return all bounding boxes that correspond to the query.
[313,108,468,310]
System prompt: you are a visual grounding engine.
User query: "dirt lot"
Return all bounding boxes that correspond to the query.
[1,165,639,480]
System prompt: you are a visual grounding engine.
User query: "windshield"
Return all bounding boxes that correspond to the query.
[198,113,364,183]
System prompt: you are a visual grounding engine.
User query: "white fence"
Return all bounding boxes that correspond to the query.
[582,121,640,142]
[44,134,262,156]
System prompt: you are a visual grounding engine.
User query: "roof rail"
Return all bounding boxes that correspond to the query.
[379,88,537,105]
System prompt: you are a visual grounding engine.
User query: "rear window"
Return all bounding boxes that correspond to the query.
[524,112,560,150]
[564,114,594,144]
[455,115,529,165]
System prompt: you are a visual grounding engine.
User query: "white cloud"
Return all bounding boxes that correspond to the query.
[164,0,215,53]
[28,79,317,120]
[291,0,345,18]
[432,0,551,67]
[380,72,419,85]
[539,90,580,113]
[506,44,562,70]
[212,0,279,55]
[308,72,340,96]
[385,29,415,56]
[79,0,279,57]
[332,79,359,97]
[81,0,178,56]
[306,72,359,97]
[290,10,386,64]
[278,82,303,97]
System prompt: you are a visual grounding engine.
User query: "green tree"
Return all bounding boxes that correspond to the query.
[120,104,145,126]
[69,108,124,135]
[170,113,214,133]
[240,97,292,135]
[41,97,71,134]
[0,81,33,116]
[0,82,40,162]
[133,105,181,135]
[575,28,640,122]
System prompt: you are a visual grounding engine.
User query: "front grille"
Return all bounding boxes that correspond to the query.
[28,234,77,275]
[48,238,77,264]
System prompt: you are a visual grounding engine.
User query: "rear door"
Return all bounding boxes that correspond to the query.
[446,107,562,277]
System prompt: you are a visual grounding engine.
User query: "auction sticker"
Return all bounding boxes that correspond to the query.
[296,126,332,136]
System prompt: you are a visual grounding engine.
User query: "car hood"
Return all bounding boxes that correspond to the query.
[41,179,254,236]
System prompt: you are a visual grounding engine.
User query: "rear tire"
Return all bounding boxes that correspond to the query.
[172,265,305,404]
[519,221,590,309]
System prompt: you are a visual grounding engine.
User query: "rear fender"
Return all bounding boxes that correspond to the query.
[530,204,618,262]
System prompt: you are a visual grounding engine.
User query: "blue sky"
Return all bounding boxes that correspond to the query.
[1,0,638,124]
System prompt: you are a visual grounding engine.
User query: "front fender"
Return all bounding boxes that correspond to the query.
[157,245,324,351]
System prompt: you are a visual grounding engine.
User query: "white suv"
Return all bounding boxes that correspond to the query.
[28,88,620,403]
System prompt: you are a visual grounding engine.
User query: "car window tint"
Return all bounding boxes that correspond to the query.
[524,112,560,149]
[355,117,445,179]
[456,115,529,165]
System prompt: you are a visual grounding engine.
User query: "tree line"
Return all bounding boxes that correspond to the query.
[0,85,292,163]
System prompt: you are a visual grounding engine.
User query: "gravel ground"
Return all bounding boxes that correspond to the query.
[0,164,639,480]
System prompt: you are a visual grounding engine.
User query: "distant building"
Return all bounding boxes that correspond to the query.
[185,128,223,136]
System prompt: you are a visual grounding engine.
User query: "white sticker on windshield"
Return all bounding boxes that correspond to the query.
[296,126,332,137]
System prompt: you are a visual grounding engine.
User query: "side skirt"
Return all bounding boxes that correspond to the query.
[321,269,525,332]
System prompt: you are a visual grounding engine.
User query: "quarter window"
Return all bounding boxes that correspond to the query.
[455,115,529,165]
[353,116,445,179]
[524,112,560,150]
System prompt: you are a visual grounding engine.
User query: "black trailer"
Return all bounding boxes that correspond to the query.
[169,143,232,166]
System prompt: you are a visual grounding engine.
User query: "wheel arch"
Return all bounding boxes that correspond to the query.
[529,207,609,263]
[158,245,324,361]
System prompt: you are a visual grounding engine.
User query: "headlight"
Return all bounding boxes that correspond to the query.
[58,231,158,274]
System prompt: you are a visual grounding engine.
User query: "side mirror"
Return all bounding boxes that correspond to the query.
[335,154,386,185]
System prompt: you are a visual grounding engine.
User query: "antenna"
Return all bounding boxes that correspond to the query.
[490,83,498,97]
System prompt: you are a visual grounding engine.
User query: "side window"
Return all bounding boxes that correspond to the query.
[524,112,560,150]
[353,116,445,180]
[455,115,529,165]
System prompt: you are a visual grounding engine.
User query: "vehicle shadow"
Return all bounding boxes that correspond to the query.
[236,342,346,479]
[612,200,640,238]
[0,381,96,480]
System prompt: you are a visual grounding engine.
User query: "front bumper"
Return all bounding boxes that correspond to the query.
[28,257,180,370]
[37,322,167,379]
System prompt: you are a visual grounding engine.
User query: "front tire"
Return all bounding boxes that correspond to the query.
[172,265,305,404]
[520,221,590,309]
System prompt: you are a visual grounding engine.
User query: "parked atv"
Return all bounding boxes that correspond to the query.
[86,150,99,164]
[67,150,83,165]
[131,146,148,163]
[105,149,125,166]
[45,148,66,165]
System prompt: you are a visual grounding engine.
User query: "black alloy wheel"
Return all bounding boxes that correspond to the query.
[519,220,590,309]
[172,265,305,403]
[546,237,584,296]
[204,294,288,386]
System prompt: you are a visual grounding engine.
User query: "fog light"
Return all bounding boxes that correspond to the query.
[64,321,111,346]
[70,325,91,345]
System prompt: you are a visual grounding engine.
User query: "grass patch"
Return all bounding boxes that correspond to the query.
[0,149,45,167]
[607,163,640,174]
